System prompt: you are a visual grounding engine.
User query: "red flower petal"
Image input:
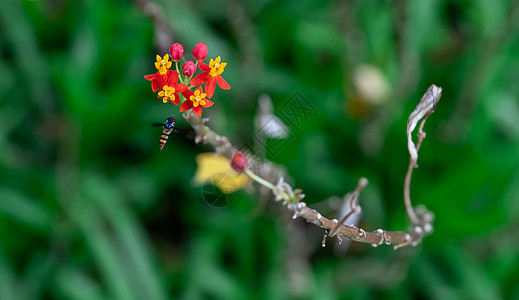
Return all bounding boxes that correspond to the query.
[205,77,216,99]
[175,84,189,93]
[144,73,157,81]
[198,61,211,72]
[190,72,210,86]
[193,105,202,117]
[182,89,194,99]
[171,96,179,106]
[166,70,179,86]
[145,70,164,81]
[180,99,193,112]
[145,71,165,92]
[202,99,214,108]
[151,80,164,92]
[216,75,231,90]
[152,75,167,91]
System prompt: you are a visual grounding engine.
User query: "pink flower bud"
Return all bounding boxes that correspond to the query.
[231,151,248,172]
[182,61,197,77]
[169,43,184,61]
[192,42,208,61]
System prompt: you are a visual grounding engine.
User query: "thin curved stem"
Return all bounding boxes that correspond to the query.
[403,158,419,224]
[404,116,430,225]
[245,168,275,190]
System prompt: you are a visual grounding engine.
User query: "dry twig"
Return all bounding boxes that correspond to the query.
[182,84,441,249]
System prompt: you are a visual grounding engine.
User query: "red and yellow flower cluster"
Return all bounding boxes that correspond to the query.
[144,42,231,117]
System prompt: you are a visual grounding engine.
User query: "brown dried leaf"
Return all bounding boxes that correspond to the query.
[407,85,442,163]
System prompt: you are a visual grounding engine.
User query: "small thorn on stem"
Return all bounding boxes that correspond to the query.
[322,230,328,248]
[328,177,368,238]
[194,135,204,144]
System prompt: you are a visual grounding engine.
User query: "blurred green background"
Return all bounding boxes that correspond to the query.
[1,0,519,299]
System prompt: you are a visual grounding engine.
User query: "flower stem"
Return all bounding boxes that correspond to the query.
[244,169,292,202]
[245,169,276,190]
[175,62,184,84]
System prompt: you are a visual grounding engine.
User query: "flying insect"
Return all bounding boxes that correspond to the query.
[153,115,176,151]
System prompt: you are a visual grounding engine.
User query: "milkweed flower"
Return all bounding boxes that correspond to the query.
[144,42,231,118]
[190,56,231,98]
[180,86,214,116]
[152,69,188,105]
[182,61,197,77]
[154,54,172,75]
[192,42,208,61]
[169,43,184,61]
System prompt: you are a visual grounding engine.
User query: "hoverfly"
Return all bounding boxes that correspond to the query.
[153,115,176,151]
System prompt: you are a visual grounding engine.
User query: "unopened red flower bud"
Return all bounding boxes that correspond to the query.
[169,43,184,61]
[231,151,248,172]
[182,61,197,77]
[192,42,208,61]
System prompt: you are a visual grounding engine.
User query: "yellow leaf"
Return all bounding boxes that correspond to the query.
[194,153,250,194]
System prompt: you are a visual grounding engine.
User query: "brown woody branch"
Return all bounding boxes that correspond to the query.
[182,85,440,250]
[132,0,174,53]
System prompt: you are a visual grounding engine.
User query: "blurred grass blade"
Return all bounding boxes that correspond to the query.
[0,248,18,300]
[0,188,52,231]
[55,266,107,300]
[81,174,167,300]
[74,197,137,300]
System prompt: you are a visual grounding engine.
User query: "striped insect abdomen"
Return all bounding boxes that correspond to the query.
[159,128,173,151]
